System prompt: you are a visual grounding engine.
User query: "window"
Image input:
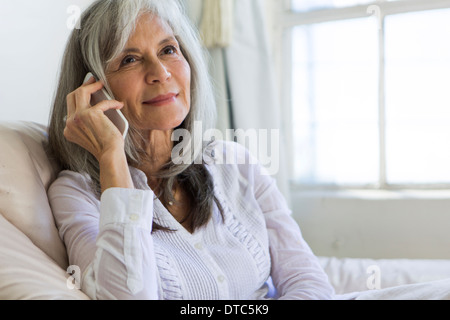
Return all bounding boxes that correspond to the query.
[282,0,450,189]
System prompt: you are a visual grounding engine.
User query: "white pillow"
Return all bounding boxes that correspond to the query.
[0,213,89,299]
[0,121,67,268]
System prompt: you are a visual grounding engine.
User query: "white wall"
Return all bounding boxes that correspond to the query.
[291,190,450,260]
[0,0,93,125]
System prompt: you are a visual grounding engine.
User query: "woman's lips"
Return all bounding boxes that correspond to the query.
[144,93,178,106]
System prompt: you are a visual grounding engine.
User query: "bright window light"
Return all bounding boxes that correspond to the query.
[289,1,450,188]
[292,18,379,185]
[385,9,450,184]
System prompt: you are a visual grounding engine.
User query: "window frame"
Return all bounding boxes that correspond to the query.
[276,0,450,191]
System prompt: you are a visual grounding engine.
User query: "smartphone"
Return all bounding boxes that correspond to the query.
[83,72,129,138]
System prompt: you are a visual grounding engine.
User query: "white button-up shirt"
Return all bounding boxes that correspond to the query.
[48,141,334,300]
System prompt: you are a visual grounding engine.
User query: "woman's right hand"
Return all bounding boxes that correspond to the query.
[65,76,134,192]
[64,76,125,162]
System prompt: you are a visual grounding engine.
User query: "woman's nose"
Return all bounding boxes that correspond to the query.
[145,60,171,84]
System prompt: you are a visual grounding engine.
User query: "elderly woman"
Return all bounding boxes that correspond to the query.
[47,0,334,300]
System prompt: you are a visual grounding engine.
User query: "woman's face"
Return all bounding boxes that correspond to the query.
[106,13,191,132]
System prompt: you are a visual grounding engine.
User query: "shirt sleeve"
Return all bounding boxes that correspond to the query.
[251,163,335,300]
[48,171,159,300]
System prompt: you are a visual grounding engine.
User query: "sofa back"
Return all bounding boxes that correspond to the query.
[0,121,67,268]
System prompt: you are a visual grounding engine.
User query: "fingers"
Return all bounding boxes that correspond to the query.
[66,91,76,119]
[94,99,124,113]
[63,77,126,160]
[66,77,99,118]
[66,77,123,119]
[74,79,104,110]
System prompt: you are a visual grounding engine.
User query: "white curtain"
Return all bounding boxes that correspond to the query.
[185,0,233,133]
[185,0,290,201]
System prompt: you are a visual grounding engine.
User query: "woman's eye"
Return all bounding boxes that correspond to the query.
[121,55,137,66]
[162,46,177,55]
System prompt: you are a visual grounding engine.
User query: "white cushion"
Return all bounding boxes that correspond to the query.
[0,121,67,268]
[0,213,89,299]
[0,121,89,299]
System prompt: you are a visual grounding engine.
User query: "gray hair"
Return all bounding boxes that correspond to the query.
[48,0,217,197]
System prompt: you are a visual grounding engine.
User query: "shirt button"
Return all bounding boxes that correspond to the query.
[129,214,140,221]
[194,243,203,250]
[217,275,225,283]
